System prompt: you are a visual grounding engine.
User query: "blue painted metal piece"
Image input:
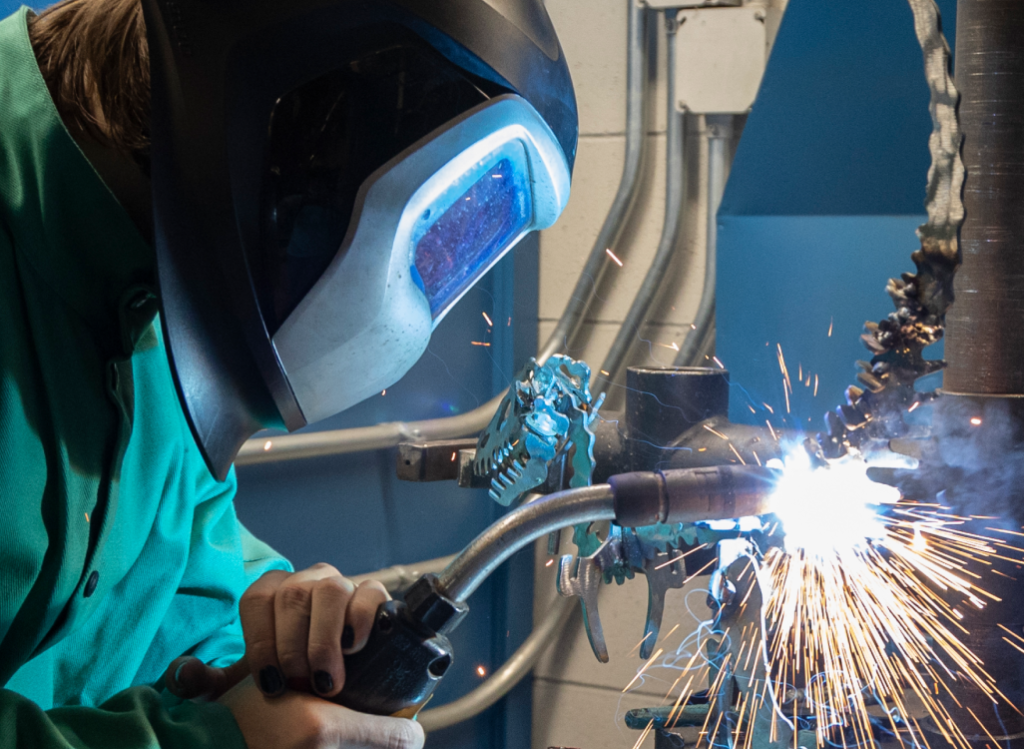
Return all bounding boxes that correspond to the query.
[718,0,955,434]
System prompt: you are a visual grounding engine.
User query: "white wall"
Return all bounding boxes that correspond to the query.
[531,2,787,746]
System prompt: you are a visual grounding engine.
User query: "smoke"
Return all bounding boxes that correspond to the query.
[897,396,1024,526]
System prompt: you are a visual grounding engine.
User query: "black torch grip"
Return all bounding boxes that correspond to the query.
[333,600,453,717]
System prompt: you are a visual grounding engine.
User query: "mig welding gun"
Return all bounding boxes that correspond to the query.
[332,464,777,717]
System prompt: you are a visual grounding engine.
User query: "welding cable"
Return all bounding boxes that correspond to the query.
[593,10,686,395]
[674,116,732,367]
[235,0,651,467]
[416,596,577,732]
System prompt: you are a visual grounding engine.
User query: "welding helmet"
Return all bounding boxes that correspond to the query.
[141,0,577,479]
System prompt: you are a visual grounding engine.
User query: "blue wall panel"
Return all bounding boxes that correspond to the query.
[719,0,956,434]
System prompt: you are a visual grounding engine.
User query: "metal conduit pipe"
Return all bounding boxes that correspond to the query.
[594,10,685,395]
[236,0,651,467]
[536,0,650,363]
[674,116,732,367]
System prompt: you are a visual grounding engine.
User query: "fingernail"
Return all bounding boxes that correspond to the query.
[259,666,284,695]
[313,670,334,694]
[342,625,355,650]
[173,661,188,688]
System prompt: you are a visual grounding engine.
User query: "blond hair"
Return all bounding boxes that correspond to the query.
[28,0,150,157]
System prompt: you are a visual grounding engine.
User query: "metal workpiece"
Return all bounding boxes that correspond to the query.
[235,396,504,464]
[946,0,1024,395]
[437,485,617,603]
[665,415,785,469]
[610,465,777,528]
[626,366,730,471]
[473,356,601,507]
[396,439,477,482]
[595,9,687,393]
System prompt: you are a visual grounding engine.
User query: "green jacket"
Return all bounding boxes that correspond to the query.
[0,7,291,747]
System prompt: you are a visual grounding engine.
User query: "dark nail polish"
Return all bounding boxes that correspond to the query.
[313,670,334,695]
[342,625,355,650]
[259,666,284,695]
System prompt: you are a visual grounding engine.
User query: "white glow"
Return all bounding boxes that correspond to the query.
[768,449,899,557]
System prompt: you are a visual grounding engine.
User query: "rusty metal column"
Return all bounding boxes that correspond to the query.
[946,0,1024,395]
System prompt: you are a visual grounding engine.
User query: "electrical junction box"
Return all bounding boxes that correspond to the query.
[673,4,769,113]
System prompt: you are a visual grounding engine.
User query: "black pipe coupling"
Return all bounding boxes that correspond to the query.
[610,465,778,528]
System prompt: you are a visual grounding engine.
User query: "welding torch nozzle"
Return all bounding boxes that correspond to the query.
[610,465,778,528]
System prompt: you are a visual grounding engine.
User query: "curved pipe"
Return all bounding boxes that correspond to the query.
[675,117,731,367]
[438,484,616,602]
[417,596,576,732]
[594,11,685,393]
[236,1,651,467]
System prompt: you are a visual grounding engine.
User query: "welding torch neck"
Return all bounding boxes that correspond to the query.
[610,465,778,528]
[430,465,777,613]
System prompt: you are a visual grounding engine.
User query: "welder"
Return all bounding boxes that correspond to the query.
[0,0,576,747]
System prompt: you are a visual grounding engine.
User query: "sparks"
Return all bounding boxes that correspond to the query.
[605,248,623,267]
[628,447,1024,749]
[970,416,983,426]
[482,311,493,327]
[471,341,491,347]
[476,665,487,677]
[263,440,273,452]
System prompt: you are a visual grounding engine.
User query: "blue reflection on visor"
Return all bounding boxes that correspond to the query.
[413,156,532,318]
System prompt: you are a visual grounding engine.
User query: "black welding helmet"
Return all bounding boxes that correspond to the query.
[141,0,577,479]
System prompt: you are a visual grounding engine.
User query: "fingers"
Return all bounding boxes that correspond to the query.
[274,564,346,690]
[344,580,390,655]
[240,569,290,696]
[307,575,356,697]
[164,656,250,701]
[240,564,391,700]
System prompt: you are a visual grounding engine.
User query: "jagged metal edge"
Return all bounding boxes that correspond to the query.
[815,0,963,459]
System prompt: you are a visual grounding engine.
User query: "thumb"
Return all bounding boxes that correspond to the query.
[165,655,250,701]
[330,709,425,749]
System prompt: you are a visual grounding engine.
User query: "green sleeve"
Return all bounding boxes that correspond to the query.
[0,686,245,749]
[145,464,292,674]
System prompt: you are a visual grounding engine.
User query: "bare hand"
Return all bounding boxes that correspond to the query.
[219,676,424,749]
[240,563,389,698]
[162,563,389,701]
